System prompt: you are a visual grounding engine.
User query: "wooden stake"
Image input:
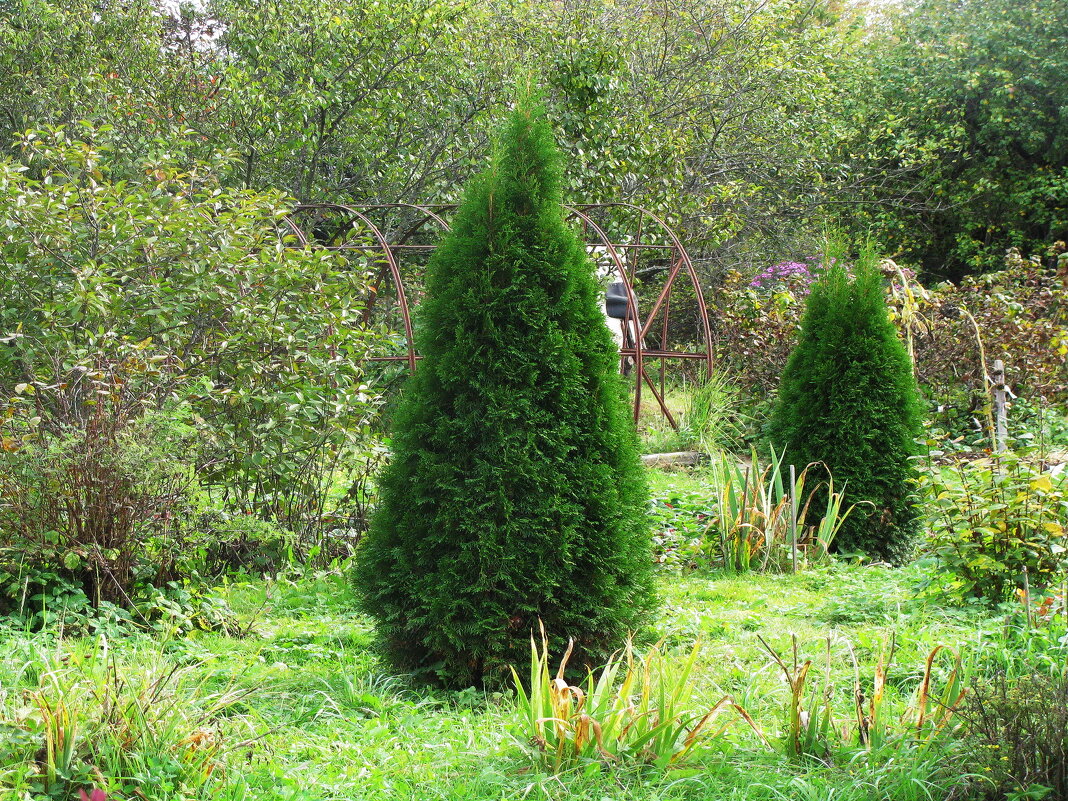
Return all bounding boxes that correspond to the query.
[992,359,1008,452]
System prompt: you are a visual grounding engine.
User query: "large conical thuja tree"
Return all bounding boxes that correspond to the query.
[353,103,654,687]
[768,252,923,564]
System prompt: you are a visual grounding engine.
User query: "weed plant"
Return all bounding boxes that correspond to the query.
[0,634,249,799]
[649,477,715,571]
[0,394,198,611]
[680,370,746,455]
[511,626,767,772]
[710,450,854,573]
[960,671,1068,799]
[647,454,855,574]
[756,634,968,766]
[638,372,748,456]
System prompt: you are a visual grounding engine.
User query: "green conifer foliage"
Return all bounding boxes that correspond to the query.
[768,254,923,564]
[353,104,654,687]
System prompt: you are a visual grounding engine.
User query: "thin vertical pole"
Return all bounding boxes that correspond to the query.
[993,359,1008,452]
[789,464,798,574]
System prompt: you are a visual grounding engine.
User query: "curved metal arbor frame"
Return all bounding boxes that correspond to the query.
[284,203,712,428]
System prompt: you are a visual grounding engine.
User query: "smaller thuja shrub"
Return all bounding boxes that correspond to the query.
[769,250,923,564]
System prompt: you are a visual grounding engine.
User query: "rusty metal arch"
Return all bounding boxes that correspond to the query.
[286,203,452,373]
[283,202,712,428]
[568,203,714,426]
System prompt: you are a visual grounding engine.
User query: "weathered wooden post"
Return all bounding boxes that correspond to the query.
[992,359,1009,452]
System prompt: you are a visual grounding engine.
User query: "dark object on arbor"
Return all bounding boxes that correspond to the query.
[768,253,923,564]
[350,102,656,688]
[283,202,711,430]
[605,281,631,319]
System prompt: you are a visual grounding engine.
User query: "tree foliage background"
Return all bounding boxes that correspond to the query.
[3,0,1062,279]
[830,0,1068,280]
[0,0,869,272]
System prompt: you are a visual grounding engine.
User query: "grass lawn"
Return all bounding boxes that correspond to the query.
[1,493,1013,801]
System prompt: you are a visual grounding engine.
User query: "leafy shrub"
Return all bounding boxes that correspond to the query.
[511,628,767,772]
[748,260,820,293]
[0,352,199,611]
[918,450,1068,604]
[711,267,806,397]
[846,0,1068,279]
[909,248,1068,415]
[1011,398,1068,454]
[769,251,923,563]
[960,672,1068,800]
[353,103,654,687]
[0,126,381,536]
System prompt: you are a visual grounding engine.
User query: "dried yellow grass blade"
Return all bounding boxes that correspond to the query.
[915,645,943,732]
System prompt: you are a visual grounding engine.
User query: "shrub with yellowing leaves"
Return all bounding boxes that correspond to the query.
[918,448,1068,604]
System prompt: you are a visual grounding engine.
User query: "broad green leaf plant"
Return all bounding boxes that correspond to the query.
[0,126,382,531]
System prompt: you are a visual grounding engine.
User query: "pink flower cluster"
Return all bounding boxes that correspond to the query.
[749,257,851,294]
[749,260,815,290]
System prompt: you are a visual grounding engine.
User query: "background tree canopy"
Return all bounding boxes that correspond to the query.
[8,0,1054,281]
[834,0,1068,280]
[2,0,1061,280]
